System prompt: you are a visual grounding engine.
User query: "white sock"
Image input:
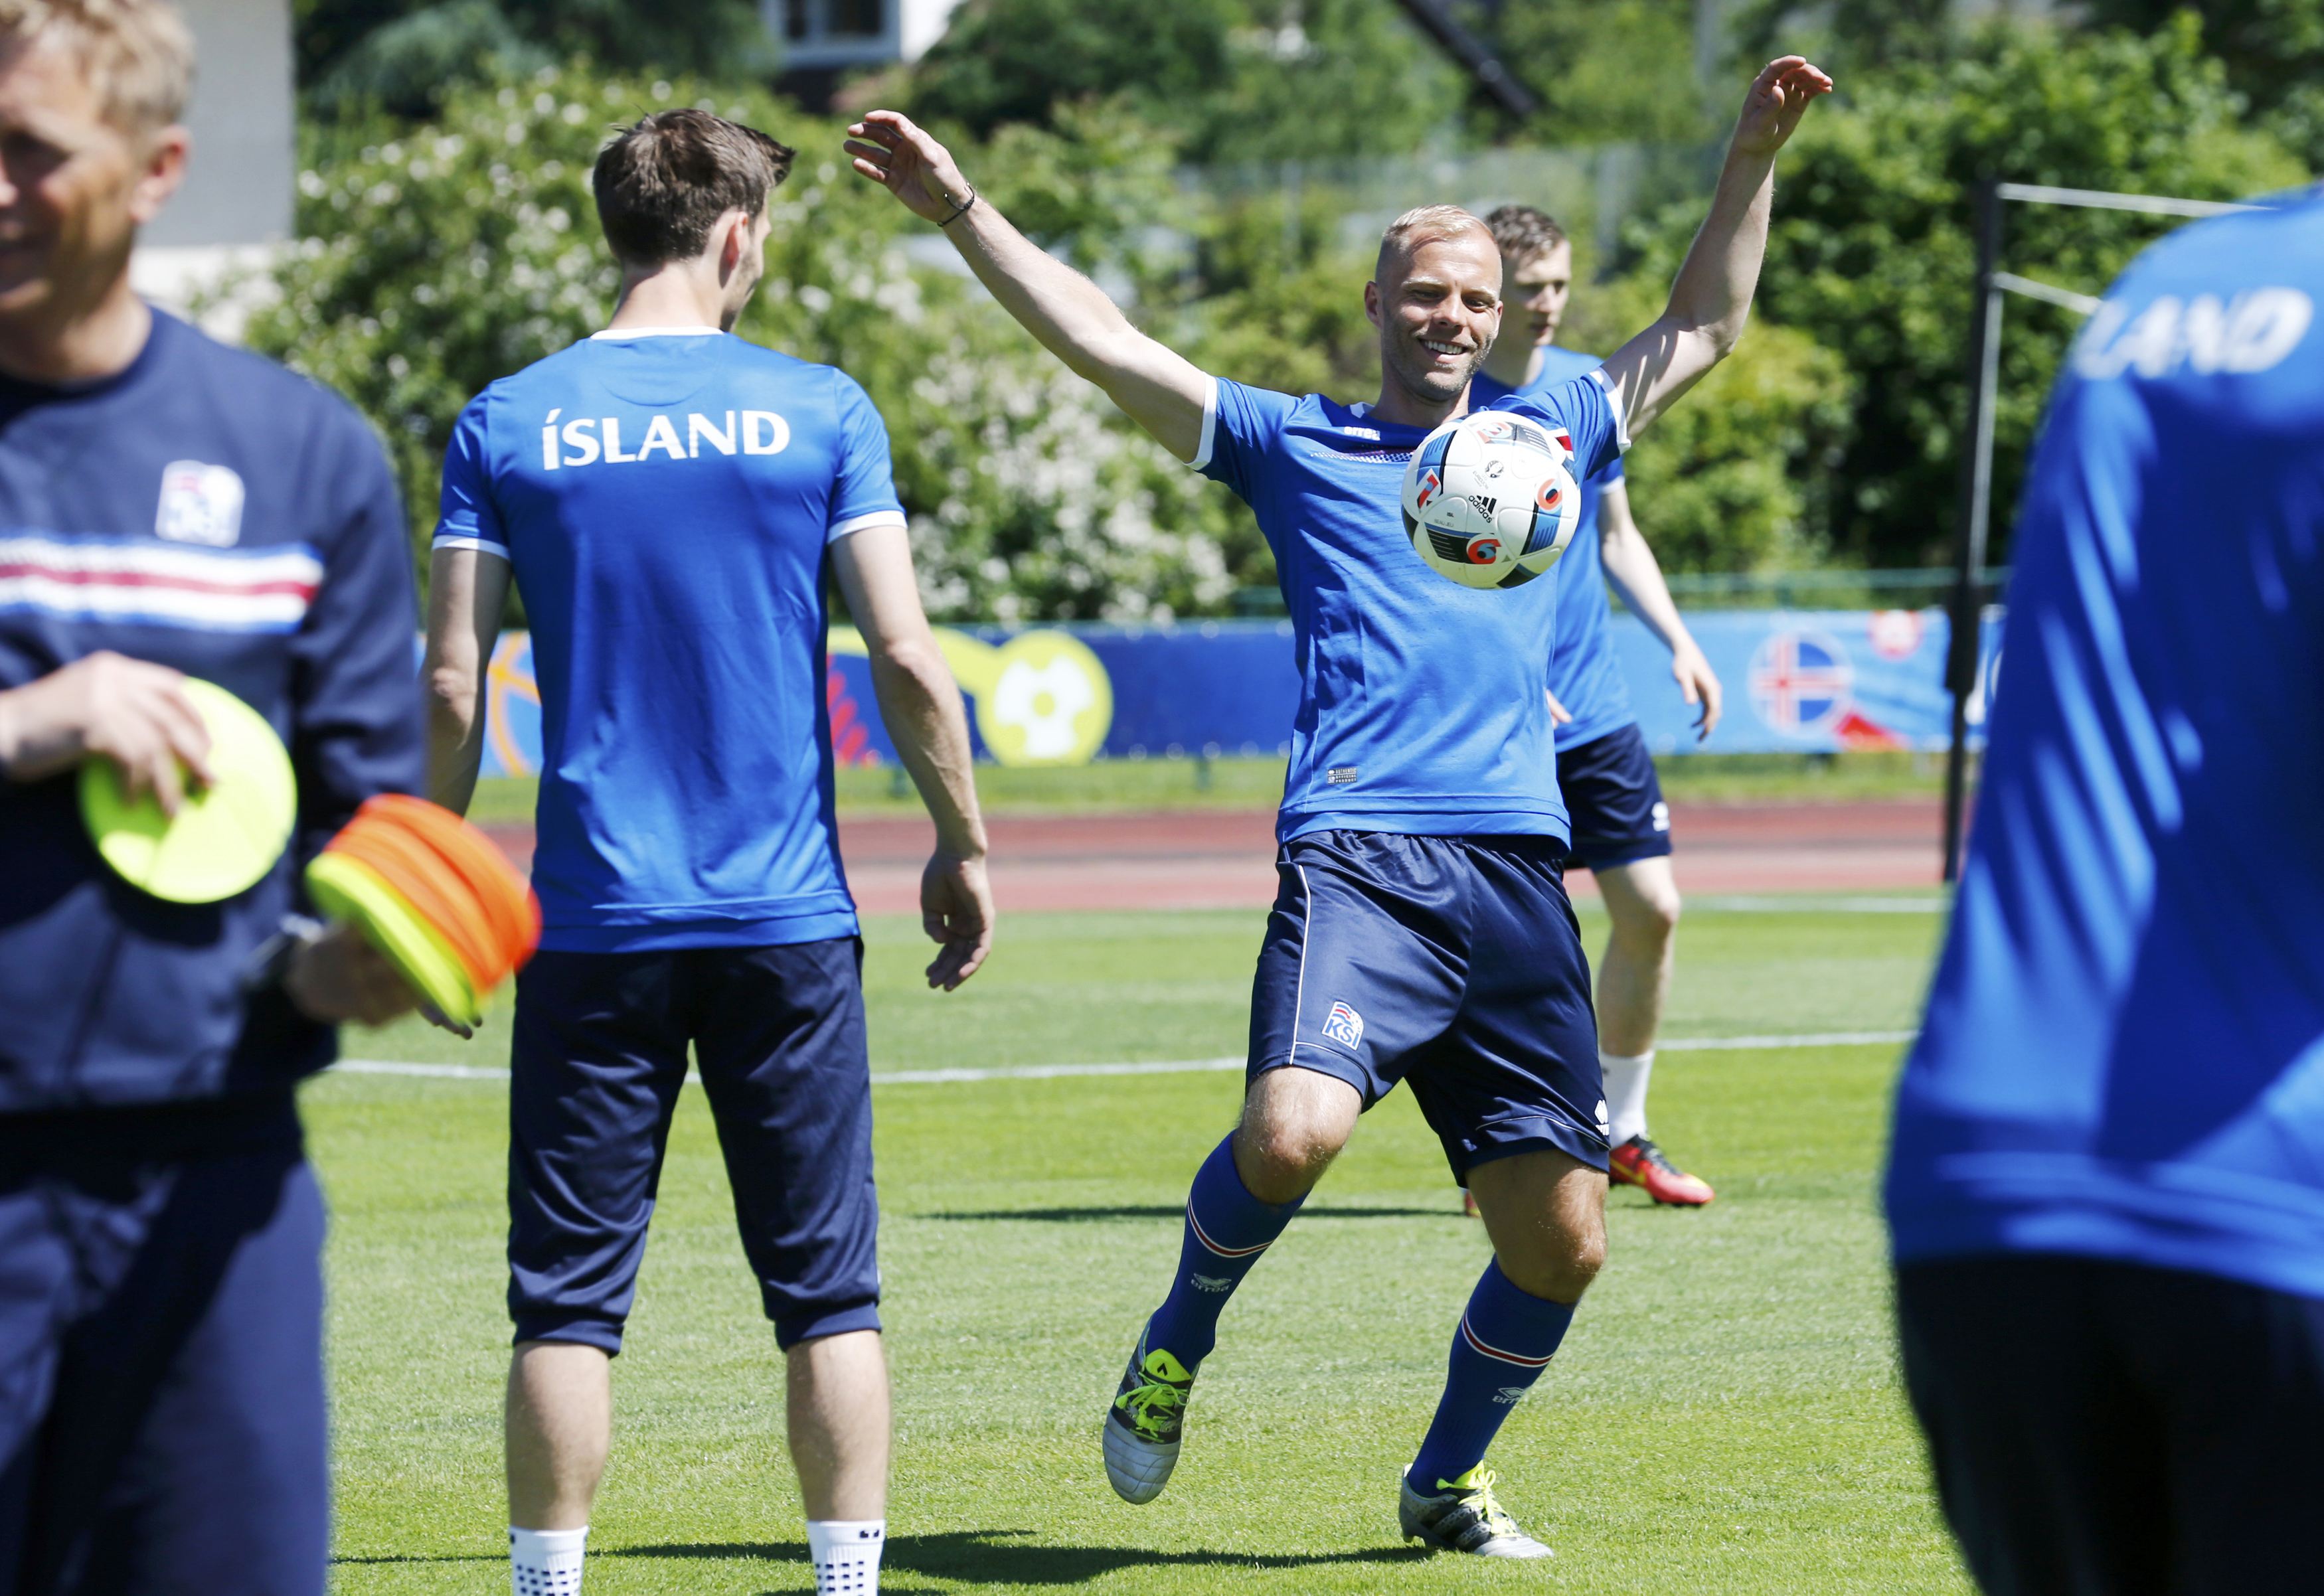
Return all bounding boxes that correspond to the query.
[510,1526,587,1596]
[1601,1049,1655,1146]
[807,1520,886,1595]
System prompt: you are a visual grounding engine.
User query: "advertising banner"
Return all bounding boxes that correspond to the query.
[1616,607,2005,756]
[474,608,2003,777]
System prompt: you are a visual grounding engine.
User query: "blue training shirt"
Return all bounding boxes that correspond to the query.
[1471,348,1633,750]
[1886,191,2324,1301]
[435,328,906,951]
[1196,369,1625,842]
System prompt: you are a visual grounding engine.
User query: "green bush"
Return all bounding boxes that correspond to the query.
[246,66,1255,623]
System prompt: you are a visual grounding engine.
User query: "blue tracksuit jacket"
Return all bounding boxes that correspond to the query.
[0,311,424,1113]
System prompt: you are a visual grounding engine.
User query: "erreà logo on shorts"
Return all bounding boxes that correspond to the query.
[540,408,789,469]
[1320,1000,1365,1050]
[155,461,245,547]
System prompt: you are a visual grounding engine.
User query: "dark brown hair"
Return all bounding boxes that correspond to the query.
[1483,204,1568,266]
[592,108,796,267]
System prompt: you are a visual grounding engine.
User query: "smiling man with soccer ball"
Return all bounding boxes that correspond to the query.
[851,55,1828,1557]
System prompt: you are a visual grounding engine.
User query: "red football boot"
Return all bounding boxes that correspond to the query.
[1461,1188,1481,1218]
[1608,1136,1716,1206]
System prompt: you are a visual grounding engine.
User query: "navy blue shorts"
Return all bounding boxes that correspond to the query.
[1248,831,1607,1181]
[509,939,880,1354]
[1555,723,1672,872]
[0,1098,327,1596]
[1898,1253,2324,1595]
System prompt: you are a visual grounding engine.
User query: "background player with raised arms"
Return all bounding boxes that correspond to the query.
[1886,189,2324,1588]
[848,55,1827,1558]
[1470,202,1722,1208]
[424,110,991,1596]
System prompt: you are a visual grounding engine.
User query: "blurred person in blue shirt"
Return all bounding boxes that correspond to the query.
[1887,189,2324,1592]
[0,4,422,1591]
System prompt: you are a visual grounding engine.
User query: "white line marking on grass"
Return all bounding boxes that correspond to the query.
[1693,896,1947,914]
[1658,1029,1915,1052]
[333,1060,510,1079]
[333,1030,1914,1087]
[874,1057,1245,1084]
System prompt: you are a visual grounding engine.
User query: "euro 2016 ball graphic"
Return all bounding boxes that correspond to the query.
[1400,408,1580,590]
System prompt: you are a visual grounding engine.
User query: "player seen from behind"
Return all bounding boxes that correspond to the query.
[423,110,993,1596]
[849,56,1829,1557]
[0,1,424,1589]
[1886,189,2324,1589]
[1468,203,1720,1208]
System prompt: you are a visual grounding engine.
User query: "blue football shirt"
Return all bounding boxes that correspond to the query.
[1196,370,1625,841]
[1886,192,2324,1299]
[1471,349,1633,750]
[435,328,906,951]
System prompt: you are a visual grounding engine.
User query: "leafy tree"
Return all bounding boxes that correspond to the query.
[1724,0,1957,74]
[1619,16,2305,568]
[902,0,1234,139]
[295,0,774,117]
[906,0,1462,164]
[2080,0,2324,168]
[1732,0,2324,163]
[1468,0,1712,146]
[1562,273,1855,574]
[971,97,1195,280]
[1170,189,1382,402]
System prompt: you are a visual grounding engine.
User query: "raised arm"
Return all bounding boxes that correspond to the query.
[847,111,1210,461]
[1596,57,1831,442]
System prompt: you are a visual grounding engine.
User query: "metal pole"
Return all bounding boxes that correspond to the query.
[1392,0,1542,119]
[1943,177,2005,884]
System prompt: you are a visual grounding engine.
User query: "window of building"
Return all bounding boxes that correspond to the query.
[781,0,886,42]
[831,0,885,37]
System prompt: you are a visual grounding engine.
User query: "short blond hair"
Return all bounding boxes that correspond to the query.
[1376,204,1491,279]
[0,0,193,133]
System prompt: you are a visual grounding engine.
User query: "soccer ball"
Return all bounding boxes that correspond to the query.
[1400,408,1580,590]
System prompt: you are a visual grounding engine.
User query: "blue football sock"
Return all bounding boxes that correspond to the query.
[1141,1134,1303,1372]
[1408,1259,1576,1491]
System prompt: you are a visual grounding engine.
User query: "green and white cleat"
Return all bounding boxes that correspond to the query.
[1104,1334,1194,1504]
[1399,1466,1554,1559]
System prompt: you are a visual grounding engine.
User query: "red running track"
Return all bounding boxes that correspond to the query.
[479,799,1948,916]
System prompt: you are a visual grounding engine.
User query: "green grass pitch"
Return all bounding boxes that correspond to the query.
[460,751,1949,827]
[315,900,1971,1593]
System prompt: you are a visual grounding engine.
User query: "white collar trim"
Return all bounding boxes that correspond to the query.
[591,326,722,339]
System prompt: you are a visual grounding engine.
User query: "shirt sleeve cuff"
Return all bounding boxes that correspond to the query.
[829,509,908,542]
[1188,374,1220,471]
[1586,367,1633,455]
[430,531,510,559]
